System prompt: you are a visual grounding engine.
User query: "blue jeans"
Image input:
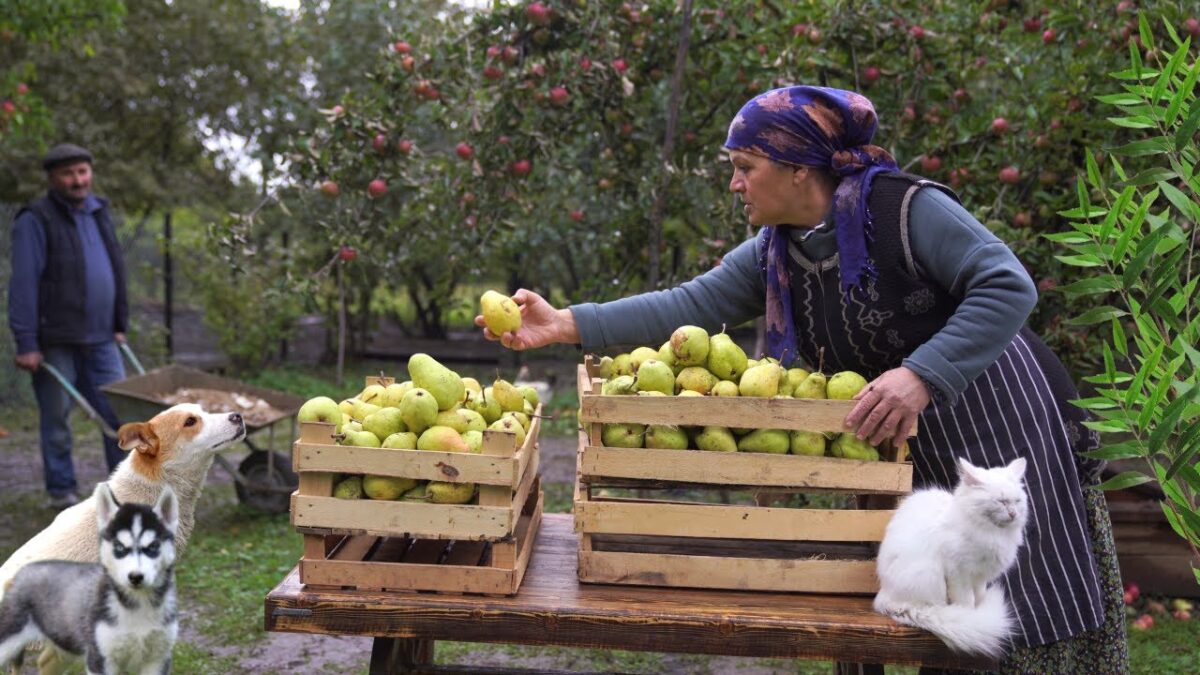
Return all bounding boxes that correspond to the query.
[30,341,126,496]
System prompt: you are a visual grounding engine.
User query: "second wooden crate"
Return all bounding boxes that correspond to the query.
[574,357,913,594]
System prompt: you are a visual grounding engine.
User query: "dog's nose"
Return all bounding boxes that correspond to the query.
[128,571,144,587]
[229,413,243,425]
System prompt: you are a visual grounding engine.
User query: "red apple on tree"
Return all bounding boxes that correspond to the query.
[909,25,926,40]
[396,139,413,155]
[502,46,519,64]
[1043,29,1057,43]
[1,100,14,115]
[393,41,411,54]
[920,155,942,173]
[319,180,340,197]
[372,134,388,153]
[1023,17,1042,33]
[401,55,415,72]
[863,66,881,84]
[15,83,28,96]
[549,86,570,106]
[612,58,629,74]
[367,179,387,198]
[1186,18,1200,38]
[569,209,585,222]
[953,88,969,103]
[525,2,551,25]
[510,159,532,177]
[1013,211,1033,228]
[484,65,504,80]
[498,135,511,145]
[486,45,501,59]
[331,105,344,116]
[455,142,474,160]
[578,57,592,71]
[998,166,1021,185]
[991,117,1010,134]
[338,246,358,262]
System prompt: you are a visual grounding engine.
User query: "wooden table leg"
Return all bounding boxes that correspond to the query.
[369,637,434,674]
[834,663,885,675]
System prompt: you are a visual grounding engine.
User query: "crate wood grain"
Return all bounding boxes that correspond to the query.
[300,484,543,594]
[574,358,913,595]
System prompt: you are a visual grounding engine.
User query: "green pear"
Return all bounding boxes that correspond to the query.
[601,423,645,448]
[657,341,681,374]
[783,368,811,397]
[827,371,869,400]
[611,353,635,377]
[358,383,387,406]
[297,396,343,433]
[597,355,615,379]
[382,432,418,449]
[417,426,470,453]
[629,346,661,373]
[341,413,352,427]
[830,433,880,461]
[401,482,430,501]
[636,359,675,395]
[676,366,719,395]
[489,416,528,447]
[677,390,703,397]
[463,430,483,453]
[399,388,439,435]
[502,411,531,432]
[789,430,826,457]
[670,325,710,366]
[738,363,782,398]
[695,426,738,452]
[711,380,740,397]
[745,358,759,370]
[458,408,487,432]
[737,428,790,454]
[637,390,667,396]
[362,408,407,441]
[434,407,470,434]
[644,425,689,450]
[462,377,483,396]
[343,429,381,448]
[377,382,411,408]
[351,401,381,422]
[518,385,540,407]
[427,481,476,504]
[408,353,465,411]
[466,389,503,424]
[523,399,535,415]
[492,378,527,412]
[362,475,418,500]
[792,372,828,399]
[706,332,748,381]
[343,420,363,433]
[338,398,358,417]
[480,290,522,335]
[332,475,363,499]
[602,375,638,395]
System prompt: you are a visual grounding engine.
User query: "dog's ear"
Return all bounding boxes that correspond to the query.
[155,486,179,533]
[118,422,160,457]
[94,482,120,530]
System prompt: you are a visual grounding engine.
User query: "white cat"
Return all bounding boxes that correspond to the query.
[873,457,1029,658]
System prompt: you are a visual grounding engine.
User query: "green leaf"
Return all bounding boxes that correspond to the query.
[1138,13,1155,52]
[1057,205,1107,219]
[1149,386,1199,455]
[1084,419,1131,433]
[1176,102,1200,152]
[1095,93,1145,105]
[1067,306,1128,326]
[1112,317,1129,357]
[1162,502,1189,540]
[1085,148,1101,187]
[1110,137,1173,157]
[1122,222,1170,288]
[1107,115,1157,129]
[1054,254,1104,268]
[1113,187,1157,262]
[1080,441,1145,461]
[1125,168,1177,186]
[1042,232,1093,245]
[1160,182,1200,223]
[1125,341,1163,409]
[1095,471,1153,491]
[1057,276,1122,297]
[1165,50,1198,125]
[1071,396,1119,411]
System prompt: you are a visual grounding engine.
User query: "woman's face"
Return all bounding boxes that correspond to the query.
[727,149,807,226]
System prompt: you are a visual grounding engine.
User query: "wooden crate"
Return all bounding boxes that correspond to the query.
[575,356,914,595]
[291,376,543,595]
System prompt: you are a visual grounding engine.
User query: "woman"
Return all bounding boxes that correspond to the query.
[476,86,1127,673]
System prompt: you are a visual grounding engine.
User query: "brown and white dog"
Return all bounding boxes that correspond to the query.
[0,403,246,599]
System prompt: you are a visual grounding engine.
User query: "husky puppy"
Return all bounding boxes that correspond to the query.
[0,483,179,674]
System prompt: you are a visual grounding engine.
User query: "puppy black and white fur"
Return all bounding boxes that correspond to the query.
[0,483,179,675]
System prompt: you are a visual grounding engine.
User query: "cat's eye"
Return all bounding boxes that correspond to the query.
[184,416,197,427]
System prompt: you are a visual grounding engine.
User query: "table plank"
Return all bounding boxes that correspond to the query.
[266,514,995,670]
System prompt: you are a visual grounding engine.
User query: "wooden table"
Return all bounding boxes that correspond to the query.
[265,514,996,674]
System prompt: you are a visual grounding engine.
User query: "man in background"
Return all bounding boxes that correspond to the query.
[8,143,128,508]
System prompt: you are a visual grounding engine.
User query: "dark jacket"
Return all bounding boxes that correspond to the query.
[7,191,128,351]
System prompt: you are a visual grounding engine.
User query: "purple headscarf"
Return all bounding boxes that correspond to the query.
[723,85,897,365]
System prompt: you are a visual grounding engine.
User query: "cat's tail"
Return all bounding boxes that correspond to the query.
[874,584,1012,658]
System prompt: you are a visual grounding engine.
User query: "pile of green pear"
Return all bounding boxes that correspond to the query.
[594,325,882,461]
[296,353,540,504]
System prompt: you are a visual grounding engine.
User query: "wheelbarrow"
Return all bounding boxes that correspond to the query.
[42,342,303,514]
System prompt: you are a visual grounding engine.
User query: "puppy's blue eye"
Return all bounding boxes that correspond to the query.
[113,543,128,557]
[145,542,160,555]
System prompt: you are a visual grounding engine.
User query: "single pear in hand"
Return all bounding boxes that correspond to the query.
[480,290,522,335]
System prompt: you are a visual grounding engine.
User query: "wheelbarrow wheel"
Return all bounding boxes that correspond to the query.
[235,451,297,514]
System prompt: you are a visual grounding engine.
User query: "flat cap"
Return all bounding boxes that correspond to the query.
[43,143,94,171]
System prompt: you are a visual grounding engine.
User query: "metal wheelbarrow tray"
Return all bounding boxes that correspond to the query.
[101,365,305,513]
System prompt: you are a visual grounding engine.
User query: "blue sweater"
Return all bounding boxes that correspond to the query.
[569,188,1037,403]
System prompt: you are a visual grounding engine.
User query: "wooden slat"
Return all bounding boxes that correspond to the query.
[292,497,515,540]
[443,540,488,568]
[330,535,380,562]
[580,394,917,435]
[300,556,516,594]
[578,549,880,594]
[575,501,894,542]
[579,446,912,494]
[295,443,519,486]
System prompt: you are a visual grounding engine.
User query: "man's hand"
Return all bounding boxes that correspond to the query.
[844,366,931,449]
[474,289,579,351]
[15,351,43,372]
[114,332,126,344]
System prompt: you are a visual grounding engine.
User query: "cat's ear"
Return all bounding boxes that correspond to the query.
[1006,457,1027,481]
[957,457,984,486]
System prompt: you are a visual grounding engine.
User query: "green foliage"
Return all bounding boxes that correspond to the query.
[1052,17,1200,581]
